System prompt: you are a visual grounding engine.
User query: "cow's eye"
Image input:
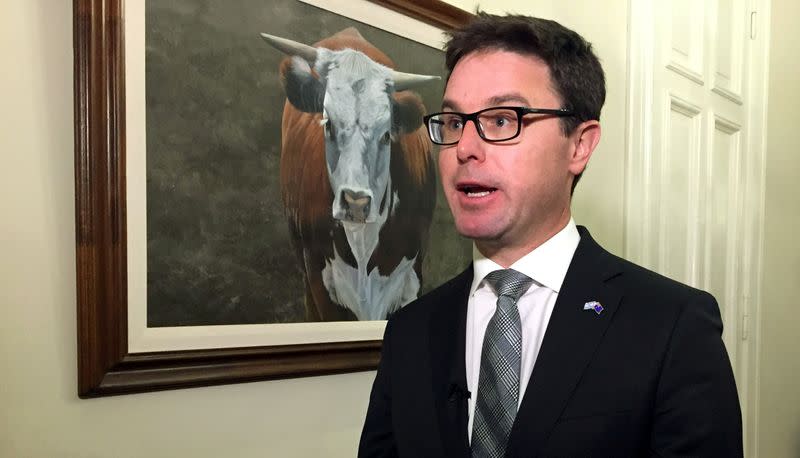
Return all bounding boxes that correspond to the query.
[381,131,391,144]
[326,121,336,139]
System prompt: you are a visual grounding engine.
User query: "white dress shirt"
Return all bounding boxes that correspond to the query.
[465,219,580,442]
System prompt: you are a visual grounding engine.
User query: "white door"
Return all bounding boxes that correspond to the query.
[625,0,769,455]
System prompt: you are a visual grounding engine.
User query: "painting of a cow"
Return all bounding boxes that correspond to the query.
[261,28,438,321]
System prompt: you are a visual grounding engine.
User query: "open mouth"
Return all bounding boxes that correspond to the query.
[457,184,497,198]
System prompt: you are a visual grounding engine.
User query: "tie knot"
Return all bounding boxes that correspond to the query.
[483,269,534,303]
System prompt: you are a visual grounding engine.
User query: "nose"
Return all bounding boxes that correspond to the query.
[340,189,372,223]
[455,119,486,163]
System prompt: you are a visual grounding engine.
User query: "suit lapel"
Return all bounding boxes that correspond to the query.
[507,227,624,457]
[429,266,473,458]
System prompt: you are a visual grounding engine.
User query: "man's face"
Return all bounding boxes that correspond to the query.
[438,50,592,262]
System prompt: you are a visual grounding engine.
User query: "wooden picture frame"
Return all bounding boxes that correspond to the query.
[73,0,472,398]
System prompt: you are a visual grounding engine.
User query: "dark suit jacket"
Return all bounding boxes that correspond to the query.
[359,227,742,457]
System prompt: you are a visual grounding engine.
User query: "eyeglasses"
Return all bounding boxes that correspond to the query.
[423,106,574,146]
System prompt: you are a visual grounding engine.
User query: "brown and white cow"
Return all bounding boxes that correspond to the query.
[261,28,438,321]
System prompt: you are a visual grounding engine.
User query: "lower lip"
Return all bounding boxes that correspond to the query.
[456,189,498,207]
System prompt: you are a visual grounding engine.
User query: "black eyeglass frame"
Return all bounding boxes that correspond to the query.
[422,106,575,146]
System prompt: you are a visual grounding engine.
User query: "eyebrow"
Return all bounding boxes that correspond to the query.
[441,92,533,112]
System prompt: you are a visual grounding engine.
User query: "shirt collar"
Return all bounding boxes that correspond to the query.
[469,218,580,296]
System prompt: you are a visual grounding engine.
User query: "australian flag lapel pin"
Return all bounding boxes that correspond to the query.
[583,301,604,315]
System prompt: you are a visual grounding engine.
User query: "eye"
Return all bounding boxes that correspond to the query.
[381,131,391,144]
[325,120,336,139]
[487,113,514,127]
[443,114,463,131]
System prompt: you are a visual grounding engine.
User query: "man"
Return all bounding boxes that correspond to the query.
[359,13,742,458]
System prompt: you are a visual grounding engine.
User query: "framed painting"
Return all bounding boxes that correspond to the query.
[74,0,473,397]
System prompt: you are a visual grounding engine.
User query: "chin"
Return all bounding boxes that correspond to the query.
[453,220,502,242]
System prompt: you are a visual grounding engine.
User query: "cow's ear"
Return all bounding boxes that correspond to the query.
[392,91,426,135]
[279,56,324,113]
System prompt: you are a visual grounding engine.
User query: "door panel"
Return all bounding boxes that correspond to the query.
[626,0,768,455]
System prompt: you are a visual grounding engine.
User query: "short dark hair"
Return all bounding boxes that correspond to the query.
[444,13,606,192]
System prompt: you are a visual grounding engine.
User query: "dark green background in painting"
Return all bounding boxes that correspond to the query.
[146,0,471,327]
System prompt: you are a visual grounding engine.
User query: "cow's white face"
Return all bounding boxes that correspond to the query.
[317,49,393,224]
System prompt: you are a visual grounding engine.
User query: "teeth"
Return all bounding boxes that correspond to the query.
[466,191,491,197]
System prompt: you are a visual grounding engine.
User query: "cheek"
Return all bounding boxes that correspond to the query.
[518,154,569,202]
[502,153,555,198]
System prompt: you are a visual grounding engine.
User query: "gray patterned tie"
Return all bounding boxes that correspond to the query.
[471,269,535,458]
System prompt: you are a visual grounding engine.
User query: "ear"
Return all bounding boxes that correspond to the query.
[567,120,601,176]
[279,55,325,113]
[391,91,426,135]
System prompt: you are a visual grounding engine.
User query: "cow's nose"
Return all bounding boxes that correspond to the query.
[341,189,371,223]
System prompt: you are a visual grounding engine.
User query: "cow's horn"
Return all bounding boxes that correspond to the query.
[392,71,440,91]
[260,33,318,63]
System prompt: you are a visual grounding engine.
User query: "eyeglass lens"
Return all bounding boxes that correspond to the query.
[428,108,521,144]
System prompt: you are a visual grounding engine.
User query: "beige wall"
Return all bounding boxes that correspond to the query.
[757,0,800,456]
[3,0,797,457]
